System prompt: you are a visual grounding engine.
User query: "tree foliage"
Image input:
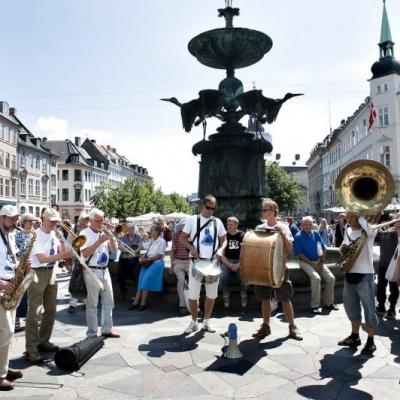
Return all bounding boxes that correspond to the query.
[90,178,192,219]
[266,162,304,214]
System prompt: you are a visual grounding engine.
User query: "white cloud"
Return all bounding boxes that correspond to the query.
[36,116,68,139]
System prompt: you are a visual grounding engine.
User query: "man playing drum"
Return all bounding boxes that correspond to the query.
[180,195,226,334]
[252,198,303,340]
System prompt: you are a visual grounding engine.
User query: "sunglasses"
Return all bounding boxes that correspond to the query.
[262,208,274,212]
[205,205,216,211]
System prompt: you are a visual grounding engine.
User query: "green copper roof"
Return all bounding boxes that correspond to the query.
[380,0,393,43]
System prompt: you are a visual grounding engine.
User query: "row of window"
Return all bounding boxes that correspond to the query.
[57,188,92,202]
[59,169,108,184]
[0,151,16,170]
[20,178,48,198]
[20,151,48,173]
[19,206,43,218]
[0,123,17,145]
[0,177,16,198]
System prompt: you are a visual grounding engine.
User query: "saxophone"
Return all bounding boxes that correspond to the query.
[1,231,37,310]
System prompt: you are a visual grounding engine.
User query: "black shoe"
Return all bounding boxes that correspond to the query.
[361,342,376,356]
[138,305,147,311]
[68,305,75,313]
[384,308,396,320]
[129,304,139,310]
[323,304,338,311]
[309,307,320,314]
[338,335,361,347]
[376,304,386,315]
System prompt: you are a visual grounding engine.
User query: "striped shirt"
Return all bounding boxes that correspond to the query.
[171,230,189,260]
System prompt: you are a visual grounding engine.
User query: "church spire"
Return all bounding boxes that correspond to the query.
[379,0,394,58]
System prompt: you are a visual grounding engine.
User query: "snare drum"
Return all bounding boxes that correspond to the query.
[240,230,286,287]
[191,259,221,284]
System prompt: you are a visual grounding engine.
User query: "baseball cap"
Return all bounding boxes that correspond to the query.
[0,205,20,218]
[79,211,90,220]
[42,208,61,222]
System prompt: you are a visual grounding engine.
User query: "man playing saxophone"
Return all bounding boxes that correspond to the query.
[0,205,25,390]
[25,208,73,364]
[338,212,378,355]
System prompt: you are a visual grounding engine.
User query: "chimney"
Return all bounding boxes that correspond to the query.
[106,145,111,150]
[9,107,17,116]
[42,137,47,143]
[74,137,81,147]
[112,148,116,153]
[91,139,96,143]
[0,101,9,115]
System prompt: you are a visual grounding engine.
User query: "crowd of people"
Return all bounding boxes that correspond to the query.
[1,195,400,391]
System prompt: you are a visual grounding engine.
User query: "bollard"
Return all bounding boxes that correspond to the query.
[224,323,243,359]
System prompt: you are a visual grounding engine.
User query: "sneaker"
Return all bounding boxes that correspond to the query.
[384,308,396,320]
[376,304,386,315]
[309,307,321,314]
[6,370,23,381]
[0,379,14,391]
[38,342,59,352]
[361,342,376,356]
[322,304,338,311]
[26,352,44,364]
[184,320,199,334]
[68,305,75,313]
[338,335,361,347]
[240,292,248,307]
[252,323,271,339]
[289,324,303,341]
[202,320,216,333]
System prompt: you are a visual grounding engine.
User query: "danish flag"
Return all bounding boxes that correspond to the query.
[368,102,377,131]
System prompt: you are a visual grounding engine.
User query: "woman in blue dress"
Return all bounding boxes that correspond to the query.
[130,223,166,311]
[318,218,332,248]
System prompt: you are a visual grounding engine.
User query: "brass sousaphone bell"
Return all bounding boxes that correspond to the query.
[335,159,395,216]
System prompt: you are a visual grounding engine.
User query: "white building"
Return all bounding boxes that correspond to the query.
[307,2,400,216]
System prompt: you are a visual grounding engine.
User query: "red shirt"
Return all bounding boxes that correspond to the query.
[171,230,189,260]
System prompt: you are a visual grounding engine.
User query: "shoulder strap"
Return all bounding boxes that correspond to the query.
[210,217,218,261]
[0,230,17,265]
[191,215,211,254]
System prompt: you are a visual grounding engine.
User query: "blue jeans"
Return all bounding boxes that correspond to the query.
[219,259,247,290]
[343,274,378,327]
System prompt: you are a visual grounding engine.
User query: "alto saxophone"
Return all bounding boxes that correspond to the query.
[1,231,37,310]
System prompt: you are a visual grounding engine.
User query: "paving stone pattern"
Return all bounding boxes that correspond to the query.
[5,273,400,399]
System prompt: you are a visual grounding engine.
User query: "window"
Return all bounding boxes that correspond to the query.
[20,178,26,195]
[28,179,33,196]
[51,174,56,189]
[384,83,388,91]
[74,169,82,181]
[379,107,389,126]
[62,170,69,180]
[380,145,391,167]
[4,126,9,142]
[35,155,40,170]
[0,123,3,140]
[42,182,47,198]
[20,206,26,214]
[5,179,10,197]
[35,207,40,217]
[29,153,34,169]
[11,155,16,170]
[11,180,15,197]
[20,151,26,167]
[5,153,10,169]
[10,129,16,145]
[62,188,69,201]
[42,157,47,173]
[35,180,40,196]
[74,188,82,202]
[376,85,381,94]
[0,150,3,167]
[0,178,3,196]
[29,206,33,214]
[70,155,79,163]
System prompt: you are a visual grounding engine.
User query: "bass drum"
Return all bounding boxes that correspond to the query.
[240,230,286,287]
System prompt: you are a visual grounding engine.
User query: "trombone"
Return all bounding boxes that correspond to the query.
[58,221,87,249]
[102,223,141,257]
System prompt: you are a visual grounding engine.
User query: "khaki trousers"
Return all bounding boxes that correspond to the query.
[0,304,16,378]
[25,269,58,353]
[172,259,190,307]
[299,261,335,308]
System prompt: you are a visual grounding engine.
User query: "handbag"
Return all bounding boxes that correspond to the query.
[68,261,87,299]
[385,246,400,283]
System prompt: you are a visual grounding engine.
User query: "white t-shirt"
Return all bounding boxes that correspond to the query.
[183,215,226,260]
[144,236,166,258]
[342,219,377,274]
[30,228,61,269]
[80,227,110,267]
[0,232,17,279]
[255,221,293,242]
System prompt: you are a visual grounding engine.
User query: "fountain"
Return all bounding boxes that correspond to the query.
[162,1,302,227]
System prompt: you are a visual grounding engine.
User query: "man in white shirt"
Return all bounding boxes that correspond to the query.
[0,205,25,391]
[338,212,378,355]
[180,195,226,334]
[26,208,73,364]
[80,208,119,339]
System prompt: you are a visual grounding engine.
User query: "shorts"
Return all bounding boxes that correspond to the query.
[255,271,294,302]
[188,264,219,300]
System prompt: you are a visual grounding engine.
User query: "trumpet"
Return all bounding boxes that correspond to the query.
[58,221,86,249]
[102,223,141,257]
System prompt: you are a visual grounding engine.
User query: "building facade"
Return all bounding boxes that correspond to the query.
[307,2,400,217]
[0,102,18,207]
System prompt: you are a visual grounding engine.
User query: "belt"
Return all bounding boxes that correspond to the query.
[89,266,108,270]
[35,266,54,270]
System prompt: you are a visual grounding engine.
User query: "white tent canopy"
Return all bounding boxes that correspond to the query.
[126,212,163,224]
[164,212,191,220]
[323,206,346,213]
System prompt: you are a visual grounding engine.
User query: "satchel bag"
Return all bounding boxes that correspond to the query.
[385,246,400,283]
[68,262,87,299]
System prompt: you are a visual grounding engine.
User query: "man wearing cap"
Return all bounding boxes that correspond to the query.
[0,205,24,390]
[25,208,74,364]
[68,211,90,313]
[118,223,142,301]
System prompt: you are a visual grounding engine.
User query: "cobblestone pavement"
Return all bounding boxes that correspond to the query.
[5,272,400,399]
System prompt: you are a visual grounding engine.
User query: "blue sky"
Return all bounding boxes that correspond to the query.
[1,0,398,195]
